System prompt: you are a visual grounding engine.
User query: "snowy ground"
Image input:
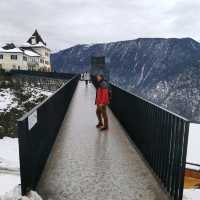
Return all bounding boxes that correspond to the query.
[184,189,200,200]
[22,86,53,101]
[0,89,18,112]
[0,76,62,199]
[0,86,52,114]
[183,123,200,199]
[0,123,44,200]
[21,86,52,107]
[0,87,52,198]
[186,123,200,169]
[0,185,43,200]
[0,84,53,138]
[0,137,20,196]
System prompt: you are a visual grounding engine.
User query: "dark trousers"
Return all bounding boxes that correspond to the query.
[96,105,108,128]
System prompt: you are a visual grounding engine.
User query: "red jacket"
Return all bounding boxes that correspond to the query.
[95,88,109,105]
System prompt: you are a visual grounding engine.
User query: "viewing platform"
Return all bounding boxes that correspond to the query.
[37,82,167,200]
[17,74,192,200]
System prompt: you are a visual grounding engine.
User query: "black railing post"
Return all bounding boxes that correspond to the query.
[177,122,190,200]
[17,119,33,195]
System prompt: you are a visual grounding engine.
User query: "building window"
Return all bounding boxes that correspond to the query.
[11,55,17,60]
[45,52,49,56]
[0,55,3,59]
[40,59,44,64]
[13,65,16,69]
[18,66,20,70]
[23,56,27,61]
[0,64,2,69]
[31,36,36,45]
[45,61,49,65]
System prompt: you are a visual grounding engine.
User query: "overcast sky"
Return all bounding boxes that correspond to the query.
[0,0,199,52]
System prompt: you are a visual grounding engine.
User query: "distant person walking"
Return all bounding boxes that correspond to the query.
[95,74,110,131]
[84,72,90,86]
[81,73,84,81]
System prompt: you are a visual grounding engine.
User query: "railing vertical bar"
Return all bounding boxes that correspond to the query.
[160,109,166,184]
[171,117,179,198]
[169,115,176,196]
[163,112,170,188]
[177,122,190,200]
[157,109,163,180]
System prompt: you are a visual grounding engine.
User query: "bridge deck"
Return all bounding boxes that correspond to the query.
[37,81,168,200]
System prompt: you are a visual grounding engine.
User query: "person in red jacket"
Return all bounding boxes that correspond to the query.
[95,74,109,131]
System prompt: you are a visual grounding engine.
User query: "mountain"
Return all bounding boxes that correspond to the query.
[51,38,200,122]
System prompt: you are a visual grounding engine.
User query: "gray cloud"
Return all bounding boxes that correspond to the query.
[0,0,199,52]
[167,0,200,37]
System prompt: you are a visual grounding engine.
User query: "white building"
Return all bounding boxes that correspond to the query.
[0,30,51,72]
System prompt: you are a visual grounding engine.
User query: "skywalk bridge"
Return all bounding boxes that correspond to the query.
[17,74,192,200]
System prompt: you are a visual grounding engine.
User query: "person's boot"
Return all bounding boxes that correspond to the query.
[100,108,108,131]
[96,122,103,128]
[100,126,108,131]
[100,119,108,131]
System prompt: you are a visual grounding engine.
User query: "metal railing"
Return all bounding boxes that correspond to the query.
[17,75,79,195]
[8,69,76,80]
[109,83,190,200]
[186,162,200,169]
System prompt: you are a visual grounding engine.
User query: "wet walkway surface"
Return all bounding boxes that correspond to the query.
[38,81,168,200]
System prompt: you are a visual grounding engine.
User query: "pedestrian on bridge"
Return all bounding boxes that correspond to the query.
[95,74,109,131]
[84,72,90,86]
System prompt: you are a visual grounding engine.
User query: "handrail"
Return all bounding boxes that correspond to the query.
[8,69,76,80]
[111,82,191,122]
[109,82,190,200]
[186,162,200,168]
[17,75,79,195]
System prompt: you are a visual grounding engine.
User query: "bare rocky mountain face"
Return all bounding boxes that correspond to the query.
[51,38,200,122]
